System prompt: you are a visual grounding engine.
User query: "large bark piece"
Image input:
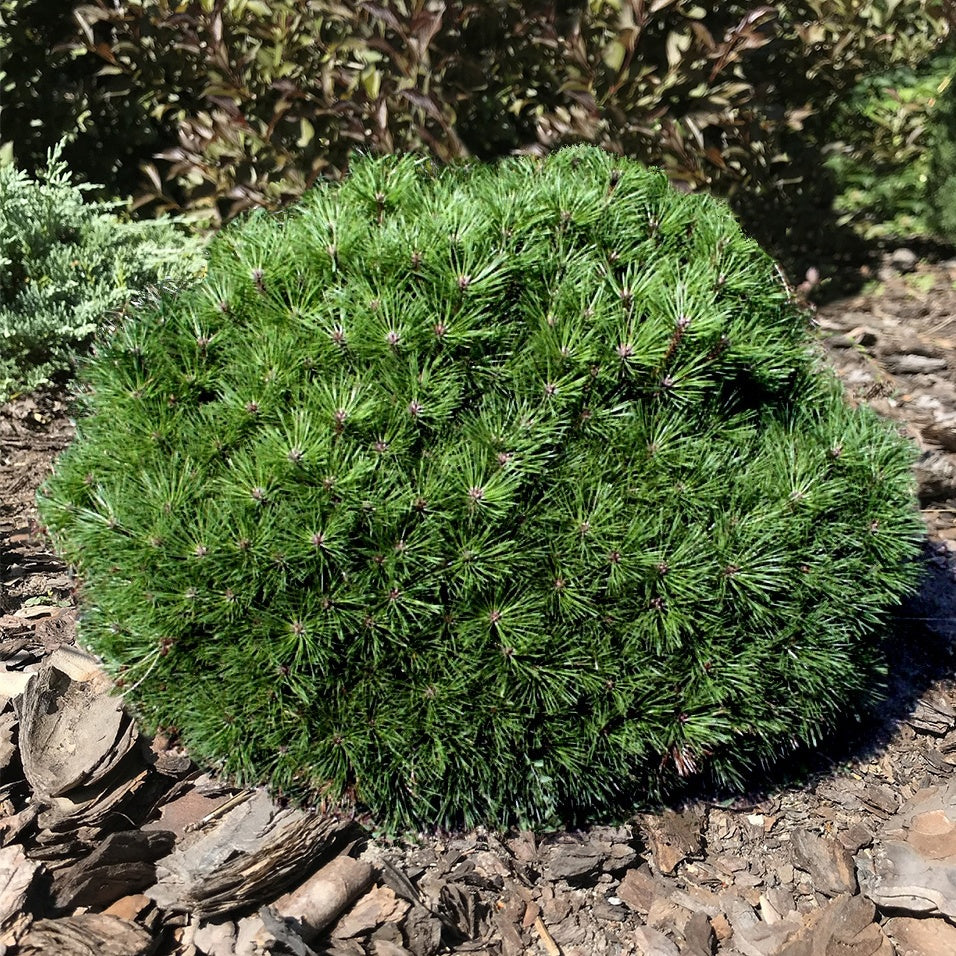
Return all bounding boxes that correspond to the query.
[17,913,154,956]
[145,789,354,919]
[52,828,176,910]
[857,777,956,920]
[31,768,151,865]
[16,647,137,801]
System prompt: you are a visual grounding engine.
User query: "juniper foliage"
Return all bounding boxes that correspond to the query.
[0,145,205,398]
[38,147,923,829]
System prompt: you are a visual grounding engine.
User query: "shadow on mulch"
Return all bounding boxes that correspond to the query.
[747,200,955,307]
[657,541,956,818]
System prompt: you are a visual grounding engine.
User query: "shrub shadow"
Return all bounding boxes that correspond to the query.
[672,539,956,813]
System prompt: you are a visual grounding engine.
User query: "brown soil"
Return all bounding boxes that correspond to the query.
[2,250,956,955]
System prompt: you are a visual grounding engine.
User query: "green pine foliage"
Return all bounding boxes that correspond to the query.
[38,147,923,830]
[0,145,205,399]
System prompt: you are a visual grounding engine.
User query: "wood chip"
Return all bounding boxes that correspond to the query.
[17,913,153,956]
[273,855,375,942]
[639,807,706,875]
[533,915,562,956]
[331,883,409,939]
[0,844,39,947]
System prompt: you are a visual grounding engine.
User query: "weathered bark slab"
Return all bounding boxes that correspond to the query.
[145,789,354,918]
[331,883,409,939]
[789,829,858,897]
[777,894,893,956]
[857,777,956,920]
[17,647,137,800]
[31,768,151,864]
[16,913,153,956]
[883,915,956,956]
[639,807,706,875]
[52,828,176,910]
[192,920,241,956]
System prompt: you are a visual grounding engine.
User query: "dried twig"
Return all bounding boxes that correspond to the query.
[533,915,562,956]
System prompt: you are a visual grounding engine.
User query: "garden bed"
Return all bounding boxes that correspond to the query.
[2,249,956,955]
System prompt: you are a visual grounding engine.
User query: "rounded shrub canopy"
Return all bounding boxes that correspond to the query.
[39,147,922,829]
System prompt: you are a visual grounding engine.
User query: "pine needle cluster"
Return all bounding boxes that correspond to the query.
[38,147,923,830]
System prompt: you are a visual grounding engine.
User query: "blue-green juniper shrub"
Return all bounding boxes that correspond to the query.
[38,147,923,829]
[0,144,205,399]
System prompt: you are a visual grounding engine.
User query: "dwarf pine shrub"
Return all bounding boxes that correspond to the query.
[0,145,205,399]
[38,147,923,829]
